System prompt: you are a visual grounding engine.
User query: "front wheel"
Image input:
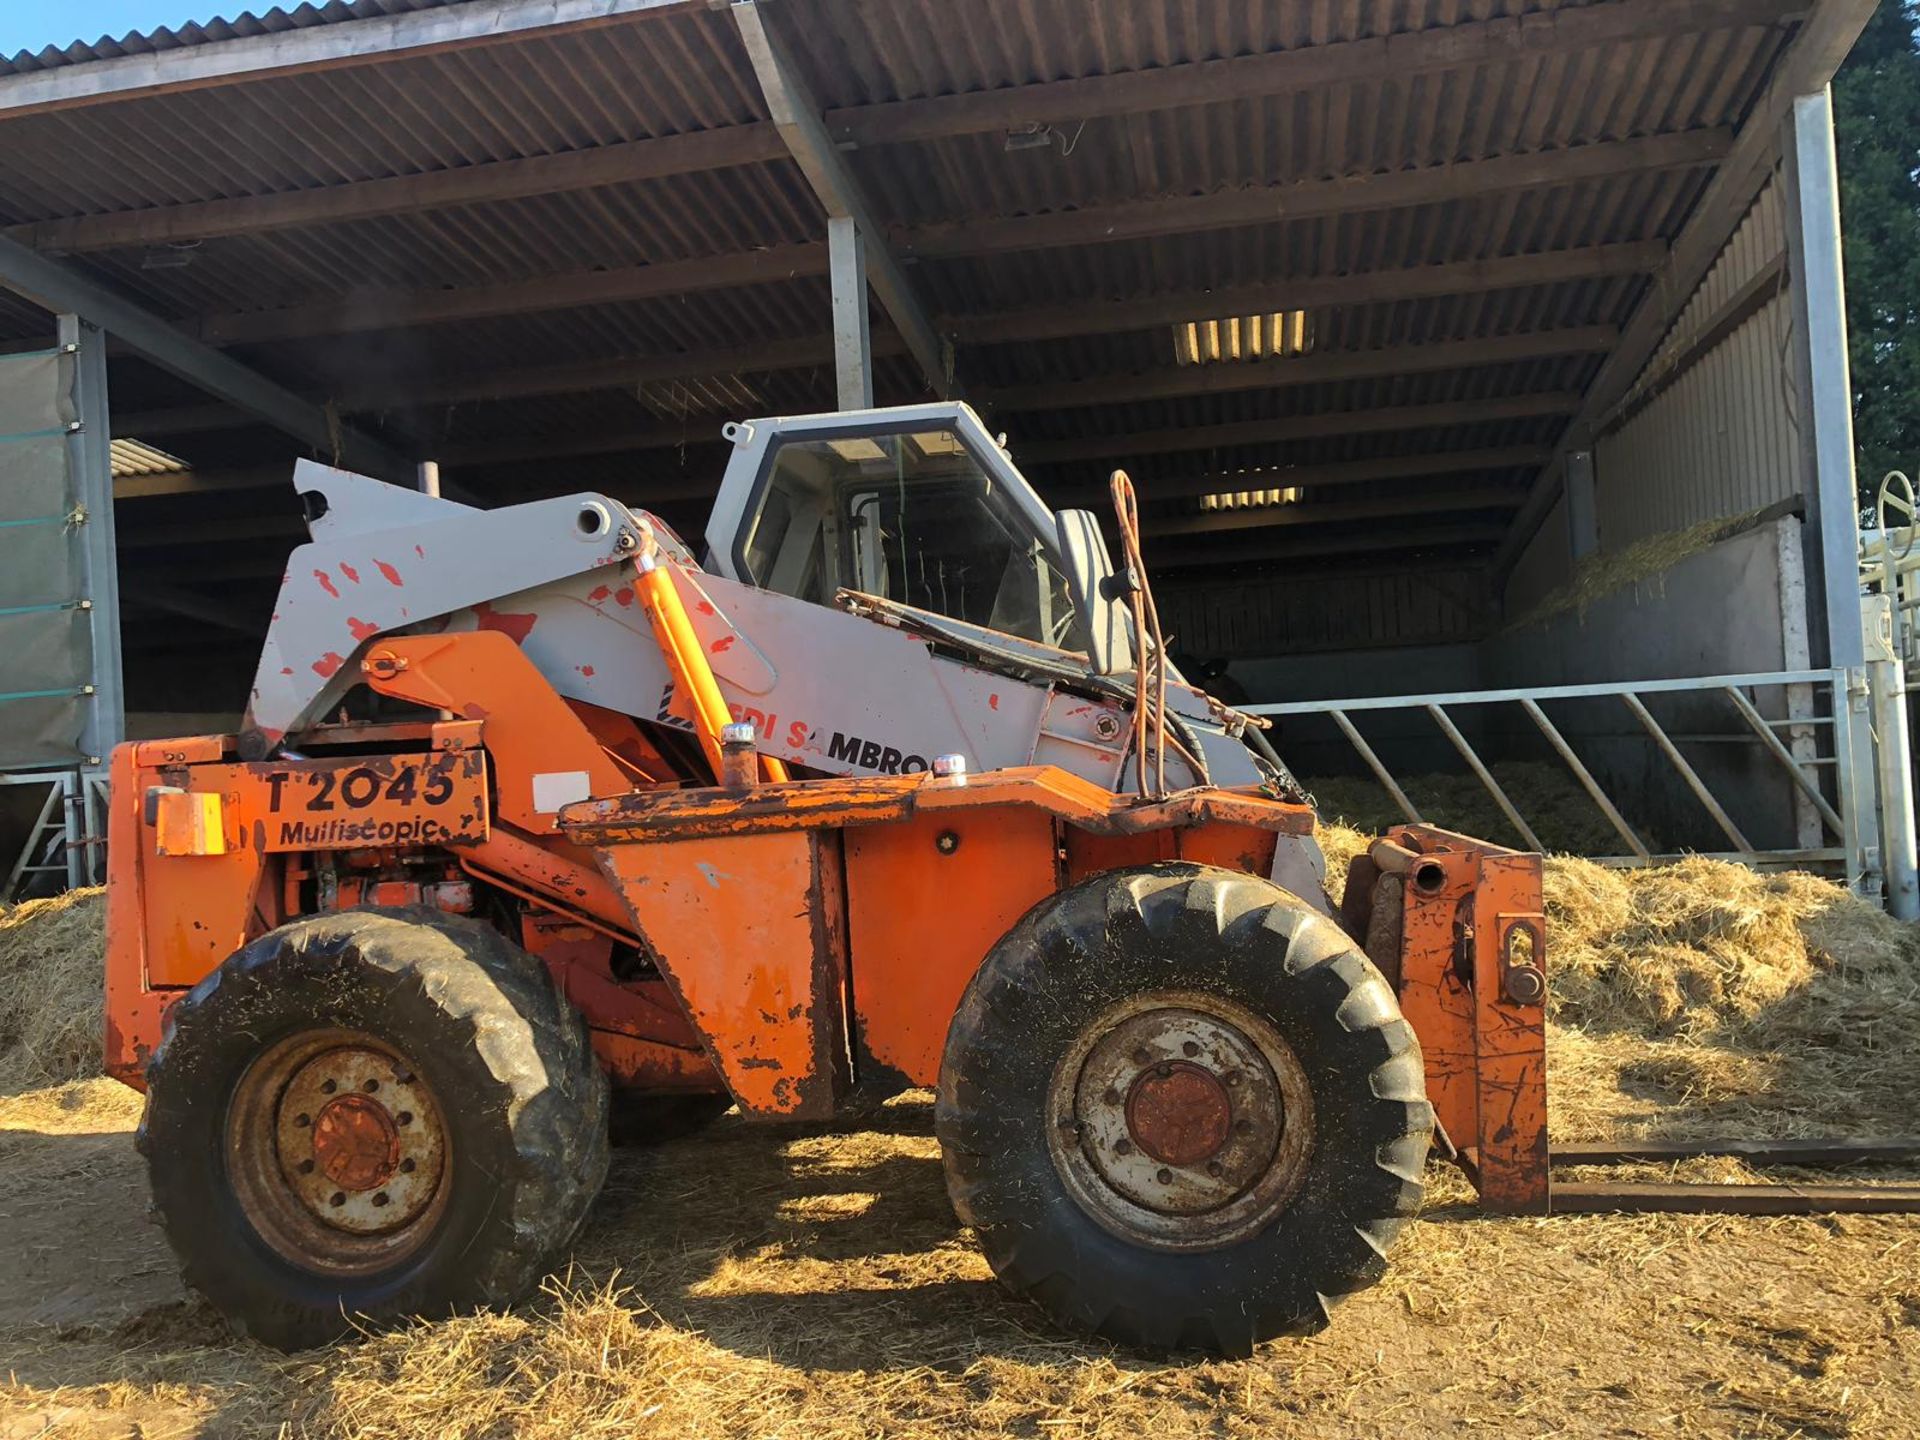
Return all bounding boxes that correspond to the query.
[138,909,610,1351]
[937,863,1431,1355]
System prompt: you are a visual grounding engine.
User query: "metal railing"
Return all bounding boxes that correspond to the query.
[1247,667,1881,891]
[2,768,106,899]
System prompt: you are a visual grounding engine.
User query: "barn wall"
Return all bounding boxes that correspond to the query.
[1594,179,1797,547]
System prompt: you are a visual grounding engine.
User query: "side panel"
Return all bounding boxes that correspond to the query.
[594,831,848,1118]
[844,809,1059,1087]
[1391,831,1549,1215]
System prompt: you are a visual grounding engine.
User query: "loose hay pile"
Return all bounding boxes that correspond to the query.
[0,862,1915,1439]
[0,887,105,1094]
[1318,822,1920,1142]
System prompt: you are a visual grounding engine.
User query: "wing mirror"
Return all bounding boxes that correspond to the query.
[1055,509,1135,676]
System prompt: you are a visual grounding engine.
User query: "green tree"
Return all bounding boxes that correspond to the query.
[1835,1,1920,498]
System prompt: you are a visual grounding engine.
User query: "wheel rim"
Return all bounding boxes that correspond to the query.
[225,1029,451,1277]
[1045,990,1314,1252]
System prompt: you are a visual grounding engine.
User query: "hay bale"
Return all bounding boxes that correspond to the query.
[0,887,105,1094]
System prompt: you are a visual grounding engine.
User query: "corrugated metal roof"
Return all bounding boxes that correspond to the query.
[0,0,1833,612]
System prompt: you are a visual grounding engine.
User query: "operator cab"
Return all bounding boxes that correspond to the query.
[705,403,1125,669]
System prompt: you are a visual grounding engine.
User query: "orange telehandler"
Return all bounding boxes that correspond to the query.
[105,403,1551,1353]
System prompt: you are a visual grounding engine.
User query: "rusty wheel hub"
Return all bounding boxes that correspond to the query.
[227,1032,450,1276]
[1046,992,1314,1252]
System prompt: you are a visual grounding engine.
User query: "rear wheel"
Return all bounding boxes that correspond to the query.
[139,909,610,1351]
[937,863,1431,1355]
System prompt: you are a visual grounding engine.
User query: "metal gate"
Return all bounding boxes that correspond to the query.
[1247,665,1894,899]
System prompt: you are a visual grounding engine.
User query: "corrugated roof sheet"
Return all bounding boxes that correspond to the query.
[0,0,1828,605]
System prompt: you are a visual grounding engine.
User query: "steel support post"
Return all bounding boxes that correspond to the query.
[1782,90,1864,673]
[1783,90,1880,897]
[1563,447,1598,560]
[59,314,123,768]
[828,216,874,411]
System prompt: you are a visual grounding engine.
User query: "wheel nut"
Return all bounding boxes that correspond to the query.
[294,1113,311,1128]
[1156,1168,1173,1184]
[321,1079,337,1095]
[1182,1041,1200,1058]
[372,1192,390,1207]
[1102,1088,1121,1105]
[1224,1071,1242,1086]
[400,1158,416,1174]
[329,1192,345,1207]
[1207,1160,1225,1178]
[1132,1047,1151,1065]
[363,1078,380,1093]
[1234,1118,1253,1134]
[299,1159,315,1174]
[1115,1138,1134,1155]
[397,1111,413,1126]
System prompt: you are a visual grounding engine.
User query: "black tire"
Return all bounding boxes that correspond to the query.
[137,908,610,1351]
[609,1092,733,1146]
[937,863,1430,1356]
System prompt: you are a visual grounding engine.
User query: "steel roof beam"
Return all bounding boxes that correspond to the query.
[0,0,690,119]
[826,0,1808,150]
[730,0,951,400]
[0,233,411,479]
[185,238,1662,349]
[984,329,1617,412]
[1493,0,1883,578]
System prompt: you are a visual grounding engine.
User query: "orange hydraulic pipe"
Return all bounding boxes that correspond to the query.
[633,552,789,783]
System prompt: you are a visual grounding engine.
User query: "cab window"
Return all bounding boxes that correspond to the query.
[737,428,1080,650]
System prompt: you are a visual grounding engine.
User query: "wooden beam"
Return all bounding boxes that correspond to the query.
[953,243,1666,346]
[1018,393,1583,465]
[1144,486,1526,538]
[0,0,690,120]
[114,465,287,499]
[1055,447,1550,505]
[196,242,828,346]
[985,328,1617,412]
[1146,521,1508,568]
[1494,0,1882,577]
[111,403,252,438]
[899,131,1731,260]
[11,124,788,256]
[333,331,907,410]
[826,0,1806,149]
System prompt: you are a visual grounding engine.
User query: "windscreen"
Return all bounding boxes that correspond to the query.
[739,428,1080,650]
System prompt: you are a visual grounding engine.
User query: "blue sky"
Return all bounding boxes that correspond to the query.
[0,3,237,57]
